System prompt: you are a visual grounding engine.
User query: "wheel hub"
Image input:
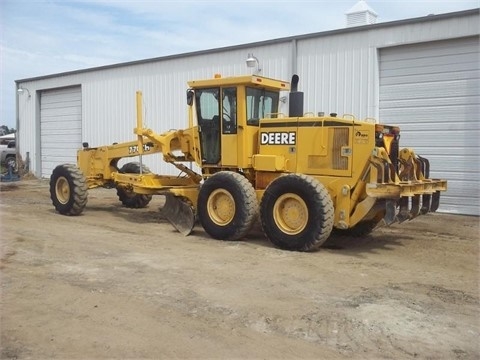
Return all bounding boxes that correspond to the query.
[207,189,235,226]
[55,176,70,205]
[273,193,308,235]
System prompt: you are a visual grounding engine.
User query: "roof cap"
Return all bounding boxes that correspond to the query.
[346,0,378,15]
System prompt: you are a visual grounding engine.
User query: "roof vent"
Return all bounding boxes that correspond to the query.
[345,0,378,27]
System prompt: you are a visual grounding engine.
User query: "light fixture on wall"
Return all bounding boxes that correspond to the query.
[17,87,31,98]
[246,53,261,74]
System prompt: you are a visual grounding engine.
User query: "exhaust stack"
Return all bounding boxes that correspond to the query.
[288,74,304,117]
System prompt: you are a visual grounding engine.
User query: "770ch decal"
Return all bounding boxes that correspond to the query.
[128,144,152,154]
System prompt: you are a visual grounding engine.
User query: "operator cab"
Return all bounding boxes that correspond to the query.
[187,75,289,169]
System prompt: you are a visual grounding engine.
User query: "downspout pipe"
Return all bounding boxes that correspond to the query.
[14,81,20,171]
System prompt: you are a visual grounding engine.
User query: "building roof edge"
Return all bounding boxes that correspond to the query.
[15,8,479,84]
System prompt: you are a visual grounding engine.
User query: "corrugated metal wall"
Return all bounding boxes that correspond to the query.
[379,36,480,215]
[297,33,378,120]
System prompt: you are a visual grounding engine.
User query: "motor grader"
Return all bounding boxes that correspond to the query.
[50,74,447,251]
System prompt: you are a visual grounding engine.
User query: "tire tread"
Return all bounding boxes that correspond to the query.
[260,173,334,251]
[50,164,88,216]
[198,171,258,241]
[116,162,152,208]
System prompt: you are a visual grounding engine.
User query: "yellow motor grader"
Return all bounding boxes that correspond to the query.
[50,74,447,251]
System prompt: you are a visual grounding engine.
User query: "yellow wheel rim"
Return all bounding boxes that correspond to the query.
[273,193,308,235]
[55,176,70,204]
[207,189,235,226]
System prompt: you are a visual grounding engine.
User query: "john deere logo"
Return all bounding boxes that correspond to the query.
[355,131,368,138]
[355,130,369,144]
[261,132,296,145]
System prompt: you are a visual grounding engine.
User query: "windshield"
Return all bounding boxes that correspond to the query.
[246,87,280,126]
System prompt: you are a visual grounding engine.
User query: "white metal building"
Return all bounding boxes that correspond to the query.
[15,9,479,215]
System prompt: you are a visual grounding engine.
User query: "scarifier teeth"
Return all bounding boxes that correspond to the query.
[421,194,431,214]
[383,189,441,226]
[384,199,397,225]
[430,191,441,212]
[396,197,410,223]
[409,195,421,220]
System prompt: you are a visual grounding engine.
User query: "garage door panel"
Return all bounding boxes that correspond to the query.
[381,79,478,100]
[44,142,81,151]
[431,170,480,181]
[381,63,478,80]
[40,86,82,178]
[380,97,480,116]
[42,114,82,129]
[400,128,479,140]
[42,159,78,173]
[409,154,479,172]
[380,36,479,215]
[42,137,83,146]
[381,40,478,60]
[41,96,81,107]
[400,137,479,149]
[390,119,480,131]
[441,179,479,196]
[382,104,479,122]
[41,107,82,117]
[393,153,477,174]
[40,129,83,137]
[380,53,476,73]
[380,69,479,85]
[41,110,82,119]
[412,148,478,157]
[439,203,478,215]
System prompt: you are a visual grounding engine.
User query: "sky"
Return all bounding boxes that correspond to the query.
[1,0,478,128]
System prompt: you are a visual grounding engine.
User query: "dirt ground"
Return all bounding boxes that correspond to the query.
[0,179,478,360]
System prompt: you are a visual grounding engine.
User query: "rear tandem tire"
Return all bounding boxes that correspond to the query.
[116,162,152,208]
[260,174,334,251]
[50,164,88,215]
[198,171,258,241]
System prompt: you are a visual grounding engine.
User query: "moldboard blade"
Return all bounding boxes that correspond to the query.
[161,194,195,236]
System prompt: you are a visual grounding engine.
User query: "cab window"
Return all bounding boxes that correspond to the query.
[195,88,219,121]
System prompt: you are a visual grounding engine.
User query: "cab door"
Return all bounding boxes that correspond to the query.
[220,87,238,166]
[195,88,221,164]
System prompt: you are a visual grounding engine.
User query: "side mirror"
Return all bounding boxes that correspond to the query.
[186,89,194,106]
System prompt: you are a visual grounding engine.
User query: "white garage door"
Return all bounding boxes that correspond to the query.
[40,86,82,178]
[379,36,480,215]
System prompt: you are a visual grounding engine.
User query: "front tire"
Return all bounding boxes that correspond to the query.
[260,174,334,251]
[50,164,88,215]
[116,162,152,208]
[198,171,258,241]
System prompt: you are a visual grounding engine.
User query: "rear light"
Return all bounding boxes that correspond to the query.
[376,124,401,138]
[375,124,401,155]
[375,124,384,139]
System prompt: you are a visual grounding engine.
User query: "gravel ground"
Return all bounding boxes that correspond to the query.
[1,179,479,359]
